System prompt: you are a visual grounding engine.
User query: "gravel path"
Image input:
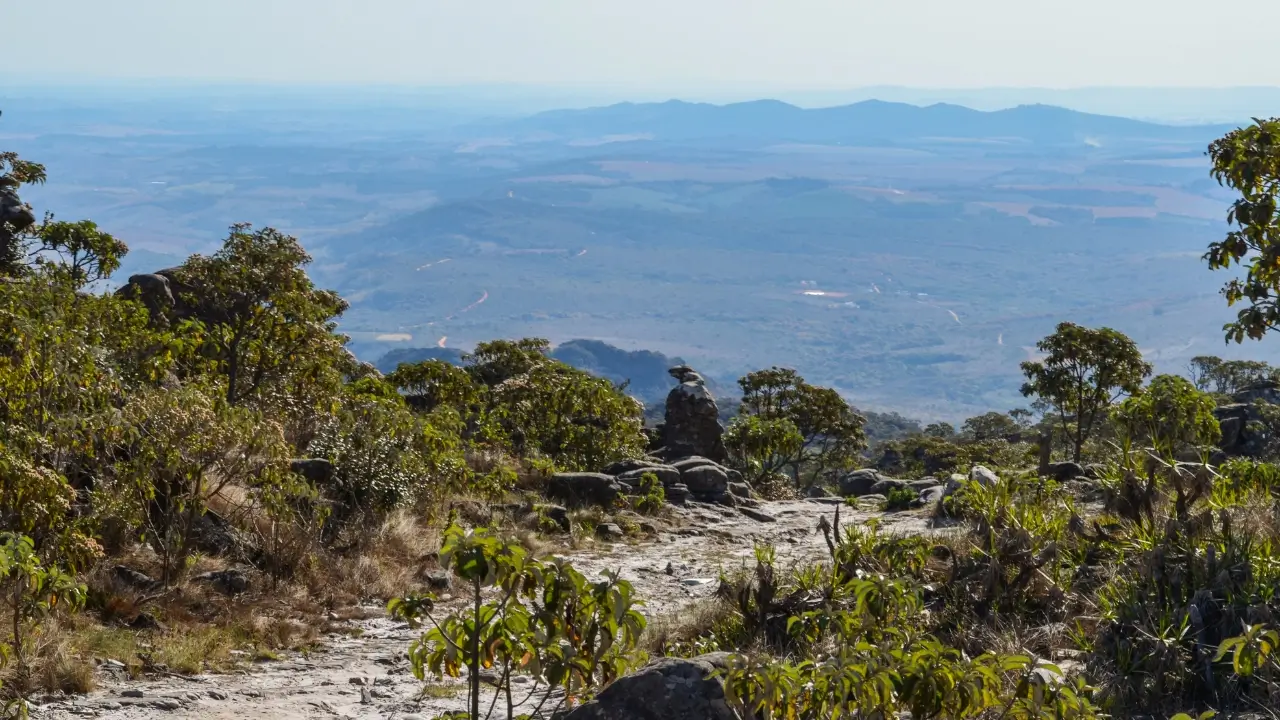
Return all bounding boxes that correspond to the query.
[34,499,932,720]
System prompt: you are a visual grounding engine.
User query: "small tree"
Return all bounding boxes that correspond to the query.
[736,367,866,487]
[113,384,292,583]
[1112,375,1220,521]
[390,524,646,720]
[1020,322,1151,463]
[0,533,86,683]
[1186,355,1276,396]
[961,412,1022,442]
[175,223,350,406]
[1204,118,1280,342]
[1114,375,1220,460]
[724,414,805,485]
[923,422,957,439]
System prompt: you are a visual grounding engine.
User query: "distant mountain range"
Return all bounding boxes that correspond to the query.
[498,99,1232,145]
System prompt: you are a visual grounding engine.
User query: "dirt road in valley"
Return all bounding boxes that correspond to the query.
[36,499,934,720]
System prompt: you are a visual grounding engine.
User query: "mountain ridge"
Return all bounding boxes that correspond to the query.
[499,98,1235,145]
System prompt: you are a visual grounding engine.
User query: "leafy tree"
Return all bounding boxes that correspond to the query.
[486,361,646,471]
[961,412,1022,442]
[389,359,481,415]
[736,367,866,487]
[464,338,552,387]
[0,533,86,681]
[31,219,128,287]
[724,414,805,484]
[111,383,292,583]
[0,271,173,562]
[1186,355,1276,395]
[1204,118,1280,341]
[174,223,350,406]
[305,388,471,532]
[1020,322,1151,463]
[1111,375,1220,523]
[390,524,646,720]
[1114,375,1221,461]
[923,422,956,439]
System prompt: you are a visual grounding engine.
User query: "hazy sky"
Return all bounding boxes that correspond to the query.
[7,0,1279,89]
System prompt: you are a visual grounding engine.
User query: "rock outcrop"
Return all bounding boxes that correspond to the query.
[653,366,726,463]
[1209,381,1280,458]
[838,468,890,496]
[548,472,626,508]
[0,179,36,232]
[561,652,738,720]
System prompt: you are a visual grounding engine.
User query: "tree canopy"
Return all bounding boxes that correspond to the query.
[1205,118,1280,342]
[1020,322,1151,463]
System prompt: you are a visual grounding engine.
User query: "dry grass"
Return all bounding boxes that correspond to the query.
[641,599,738,655]
[303,508,444,603]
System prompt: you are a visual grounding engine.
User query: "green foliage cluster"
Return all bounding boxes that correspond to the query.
[0,149,654,705]
[725,367,866,490]
[387,339,646,474]
[1188,356,1279,397]
[1021,321,1152,463]
[873,408,1035,480]
[389,524,646,719]
[1205,117,1280,342]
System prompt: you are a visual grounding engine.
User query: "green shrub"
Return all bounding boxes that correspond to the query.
[880,485,918,511]
[631,472,665,515]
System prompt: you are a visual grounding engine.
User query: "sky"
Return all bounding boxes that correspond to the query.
[6,0,1280,90]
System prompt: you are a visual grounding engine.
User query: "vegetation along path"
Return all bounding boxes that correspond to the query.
[35,500,931,720]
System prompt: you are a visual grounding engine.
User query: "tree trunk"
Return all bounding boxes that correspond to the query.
[470,577,481,720]
[1038,430,1053,475]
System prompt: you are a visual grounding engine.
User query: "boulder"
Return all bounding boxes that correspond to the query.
[602,458,665,476]
[655,367,727,462]
[421,569,452,591]
[561,653,737,720]
[970,465,1000,487]
[727,482,753,499]
[290,458,336,485]
[190,509,241,556]
[838,469,886,497]
[670,456,718,473]
[920,486,947,505]
[616,464,681,488]
[665,484,691,504]
[738,507,776,523]
[1044,461,1085,482]
[1215,403,1265,457]
[869,478,906,496]
[128,612,165,632]
[805,485,832,498]
[548,473,624,508]
[907,478,941,491]
[0,183,36,231]
[113,565,159,591]
[194,569,249,596]
[595,523,625,542]
[115,273,176,319]
[681,465,730,496]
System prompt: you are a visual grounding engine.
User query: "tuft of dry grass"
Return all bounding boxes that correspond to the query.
[641,599,738,655]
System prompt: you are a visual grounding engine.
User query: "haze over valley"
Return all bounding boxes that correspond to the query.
[4,87,1275,418]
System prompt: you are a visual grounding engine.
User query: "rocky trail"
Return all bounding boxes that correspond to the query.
[35,499,934,720]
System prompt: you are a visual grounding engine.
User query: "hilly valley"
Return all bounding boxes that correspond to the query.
[6,91,1274,418]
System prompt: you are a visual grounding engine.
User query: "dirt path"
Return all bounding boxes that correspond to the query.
[35,500,932,720]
